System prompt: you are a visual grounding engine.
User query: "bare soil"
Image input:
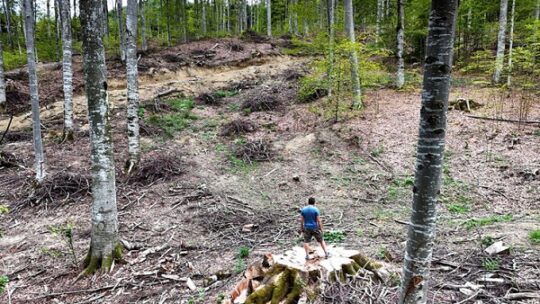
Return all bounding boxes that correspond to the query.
[0,38,539,304]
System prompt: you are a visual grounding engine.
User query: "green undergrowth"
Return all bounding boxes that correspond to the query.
[463,214,513,230]
[529,229,540,244]
[324,230,346,243]
[146,98,197,138]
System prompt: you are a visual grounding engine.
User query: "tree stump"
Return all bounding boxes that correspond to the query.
[225,246,399,304]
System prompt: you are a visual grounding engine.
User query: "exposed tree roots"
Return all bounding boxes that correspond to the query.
[82,243,124,275]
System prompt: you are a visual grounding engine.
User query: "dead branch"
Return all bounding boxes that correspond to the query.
[464,115,540,125]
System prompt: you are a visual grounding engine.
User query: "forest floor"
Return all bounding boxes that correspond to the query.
[0,37,539,304]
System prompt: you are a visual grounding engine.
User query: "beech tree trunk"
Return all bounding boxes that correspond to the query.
[396,0,405,88]
[117,0,126,61]
[202,0,207,36]
[0,41,5,110]
[23,0,46,182]
[536,0,539,20]
[60,0,74,141]
[140,0,148,50]
[376,0,383,42]
[266,0,271,37]
[327,0,335,97]
[166,0,172,44]
[103,0,109,36]
[493,0,508,84]
[46,0,51,38]
[399,0,458,303]
[2,0,13,48]
[126,0,140,172]
[506,0,515,87]
[344,0,362,108]
[80,0,122,274]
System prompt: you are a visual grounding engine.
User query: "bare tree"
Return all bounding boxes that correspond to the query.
[506,0,515,87]
[140,0,148,51]
[399,0,458,303]
[0,41,5,110]
[80,0,122,274]
[344,0,362,108]
[493,0,508,84]
[60,0,74,141]
[126,0,140,172]
[117,0,126,61]
[396,0,405,88]
[23,0,46,182]
[266,0,271,37]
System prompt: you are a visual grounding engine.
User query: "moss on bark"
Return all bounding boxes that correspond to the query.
[82,242,123,275]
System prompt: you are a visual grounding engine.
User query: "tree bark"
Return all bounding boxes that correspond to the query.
[126,0,140,172]
[2,0,13,48]
[60,0,74,141]
[327,0,335,96]
[399,0,458,303]
[80,0,122,274]
[47,0,51,38]
[103,0,109,36]
[139,0,148,50]
[0,41,5,110]
[182,0,188,42]
[166,0,172,44]
[396,0,405,88]
[506,0,515,87]
[73,0,78,18]
[376,0,383,42]
[266,0,271,37]
[344,0,362,108]
[493,0,508,84]
[117,0,126,61]
[536,0,540,20]
[202,0,207,36]
[23,0,46,182]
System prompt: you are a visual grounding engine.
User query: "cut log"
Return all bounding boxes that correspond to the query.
[225,246,399,304]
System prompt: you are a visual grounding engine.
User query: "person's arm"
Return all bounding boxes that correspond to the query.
[299,215,304,232]
[317,216,323,232]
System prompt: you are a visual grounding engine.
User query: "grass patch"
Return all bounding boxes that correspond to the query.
[482,257,500,271]
[324,230,346,243]
[0,204,8,214]
[529,229,540,244]
[213,89,239,98]
[463,214,513,230]
[0,275,8,294]
[146,98,197,138]
[238,246,250,259]
[447,203,470,214]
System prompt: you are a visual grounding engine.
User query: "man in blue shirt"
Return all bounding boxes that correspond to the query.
[300,197,329,260]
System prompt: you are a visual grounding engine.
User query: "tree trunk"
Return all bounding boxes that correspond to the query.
[166,0,172,44]
[327,0,335,97]
[140,0,148,50]
[60,0,74,141]
[73,0,77,18]
[506,0,515,87]
[376,0,383,42]
[80,0,122,274]
[126,0,140,172]
[117,0,126,61]
[396,0,405,89]
[399,1,458,303]
[47,0,51,38]
[182,0,188,42]
[536,0,540,20]
[266,0,271,37]
[202,0,207,36]
[23,0,46,182]
[0,41,5,110]
[493,0,508,84]
[2,0,13,48]
[55,0,61,59]
[103,0,109,36]
[344,0,362,108]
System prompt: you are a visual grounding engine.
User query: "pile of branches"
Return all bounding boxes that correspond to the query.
[320,276,398,304]
[196,92,221,105]
[0,151,25,168]
[220,119,258,136]
[126,152,186,185]
[241,30,269,43]
[1,131,33,143]
[241,91,282,112]
[21,171,92,209]
[233,139,274,163]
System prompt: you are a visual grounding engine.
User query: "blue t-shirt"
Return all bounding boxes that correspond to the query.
[301,206,320,230]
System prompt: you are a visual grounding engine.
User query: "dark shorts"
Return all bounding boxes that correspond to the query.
[303,228,323,243]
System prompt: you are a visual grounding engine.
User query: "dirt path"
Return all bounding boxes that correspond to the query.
[0,55,304,132]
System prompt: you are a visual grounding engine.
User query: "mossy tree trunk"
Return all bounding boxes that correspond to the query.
[80,0,122,274]
[399,0,458,303]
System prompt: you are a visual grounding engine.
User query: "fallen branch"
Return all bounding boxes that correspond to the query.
[464,115,540,125]
[504,292,540,300]
[0,114,13,145]
[155,88,182,99]
[30,284,126,300]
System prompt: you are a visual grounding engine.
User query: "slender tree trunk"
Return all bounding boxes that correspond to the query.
[535,0,540,20]
[117,0,126,61]
[266,0,271,36]
[61,0,74,141]
[166,0,171,44]
[103,0,109,36]
[396,0,405,89]
[140,0,148,50]
[183,0,188,41]
[226,0,230,33]
[376,0,383,42]
[202,0,207,36]
[327,0,335,96]
[506,0,515,87]
[55,0,61,59]
[493,0,508,84]
[344,0,362,108]
[23,0,46,182]
[2,0,13,49]
[80,0,122,274]
[0,41,5,110]
[399,1,458,303]
[47,0,51,38]
[73,0,77,18]
[126,0,140,172]
[465,5,472,54]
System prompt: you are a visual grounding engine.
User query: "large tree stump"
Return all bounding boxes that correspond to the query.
[226,246,399,304]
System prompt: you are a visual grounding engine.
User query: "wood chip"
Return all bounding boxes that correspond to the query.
[186,278,197,291]
[484,241,509,255]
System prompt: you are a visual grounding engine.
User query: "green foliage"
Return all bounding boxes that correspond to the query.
[0,275,8,294]
[370,144,385,157]
[376,246,389,260]
[137,106,145,119]
[238,246,250,259]
[447,203,470,214]
[234,257,246,274]
[216,293,225,304]
[463,214,513,230]
[460,50,495,75]
[3,51,27,71]
[0,204,9,214]
[146,98,196,138]
[213,90,239,98]
[297,76,327,103]
[529,229,540,244]
[482,257,500,272]
[324,230,345,243]
[48,222,78,265]
[481,236,495,247]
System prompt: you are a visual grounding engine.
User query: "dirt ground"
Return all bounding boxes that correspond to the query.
[0,38,539,304]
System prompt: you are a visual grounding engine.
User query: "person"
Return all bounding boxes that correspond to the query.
[300,197,329,260]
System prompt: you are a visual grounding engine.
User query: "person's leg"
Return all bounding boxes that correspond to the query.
[315,229,329,257]
[303,230,313,260]
[319,239,329,256]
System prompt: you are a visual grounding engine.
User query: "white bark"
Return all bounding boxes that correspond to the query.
[536,0,540,20]
[202,0,207,36]
[60,0,74,140]
[0,41,5,109]
[396,0,405,88]
[344,0,362,108]
[3,0,13,48]
[376,0,383,42]
[126,0,140,171]
[117,0,126,61]
[266,0,271,37]
[24,0,46,182]
[139,0,147,51]
[506,0,515,87]
[493,0,508,84]
[103,0,109,36]
[399,0,458,303]
[327,0,335,96]
[80,0,121,273]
